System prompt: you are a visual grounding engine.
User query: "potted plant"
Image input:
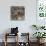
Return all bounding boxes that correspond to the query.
[33,32,46,43]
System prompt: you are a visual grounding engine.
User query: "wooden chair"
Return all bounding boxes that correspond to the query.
[4,33,18,46]
[20,33,30,46]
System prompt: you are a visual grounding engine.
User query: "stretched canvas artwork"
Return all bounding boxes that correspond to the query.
[11,6,25,20]
[36,0,46,26]
[37,0,46,17]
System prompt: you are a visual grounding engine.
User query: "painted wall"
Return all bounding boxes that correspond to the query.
[0,0,37,42]
[0,0,36,33]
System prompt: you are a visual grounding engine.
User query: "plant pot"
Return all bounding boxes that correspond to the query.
[37,39,40,46]
[37,39,40,43]
[37,39,45,44]
[40,38,45,43]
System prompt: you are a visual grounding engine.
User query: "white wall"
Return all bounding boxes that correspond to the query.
[0,0,36,34]
[0,0,36,42]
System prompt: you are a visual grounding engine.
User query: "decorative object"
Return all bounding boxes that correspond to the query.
[33,32,46,43]
[11,27,18,34]
[11,6,25,20]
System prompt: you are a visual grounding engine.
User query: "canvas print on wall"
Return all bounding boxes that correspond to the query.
[11,6,25,20]
[37,0,46,18]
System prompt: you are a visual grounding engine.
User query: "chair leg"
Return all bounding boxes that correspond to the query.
[4,33,7,46]
[4,41,7,46]
[16,34,18,46]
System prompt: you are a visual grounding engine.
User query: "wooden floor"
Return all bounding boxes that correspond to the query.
[0,42,46,46]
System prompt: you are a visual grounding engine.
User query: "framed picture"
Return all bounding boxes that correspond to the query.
[36,0,46,26]
[11,6,25,20]
[37,0,46,18]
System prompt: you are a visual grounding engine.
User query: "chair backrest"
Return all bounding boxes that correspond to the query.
[11,27,18,34]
